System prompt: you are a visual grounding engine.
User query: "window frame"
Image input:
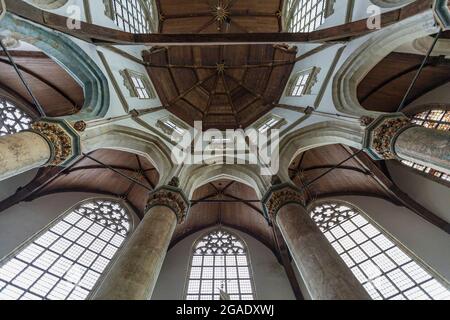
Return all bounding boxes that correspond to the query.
[283,0,335,32]
[0,197,137,300]
[307,199,450,300]
[104,0,158,34]
[183,228,257,301]
[285,67,321,97]
[120,69,156,100]
[0,96,34,136]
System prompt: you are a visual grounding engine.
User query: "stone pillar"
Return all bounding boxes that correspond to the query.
[93,180,189,300]
[263,183,370,300]
[0,119,81,181]
[364,113,450,175]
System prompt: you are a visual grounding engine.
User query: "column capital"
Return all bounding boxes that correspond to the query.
[363,113,415,160]
[262,182,305,221]
[146,178,189,224]
[30,118,81,166]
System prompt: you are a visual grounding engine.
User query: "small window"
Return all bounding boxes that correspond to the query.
[286,67,320,97]
[120,69,156,99]
[310,202,450,300]
[0,97,32,136]
[256,115,286,133]
[401,109,450,182]
[156,116,188,142]
[186,229,255,301]
[0,199,132,300]
[106,0,157,34]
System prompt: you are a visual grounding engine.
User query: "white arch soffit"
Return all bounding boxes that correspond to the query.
[180,163,271,200]
[279,121,365,182]
[333,9,438,117]
[80,124,174,185]
[370,0,414,8]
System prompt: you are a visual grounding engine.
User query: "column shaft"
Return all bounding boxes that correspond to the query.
[395,126,450,174]
[0,131,51,181]
[276,203,370,300]
[93,206,177,300]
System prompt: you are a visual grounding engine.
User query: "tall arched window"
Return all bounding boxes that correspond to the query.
[0,198,132,300]
[402,109,450,182]
[310,202,450,300]
[0,97,32,136]
[186,229,255,300]
[285,0,333,32]
[108,0,157,34]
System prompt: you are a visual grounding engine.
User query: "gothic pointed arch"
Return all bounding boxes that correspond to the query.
[185,228,255,300]
[0,13,110,120]
[0,197,135,300]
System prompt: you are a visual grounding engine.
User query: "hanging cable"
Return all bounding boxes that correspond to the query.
[0,38,47,118]
[397,29,443,113]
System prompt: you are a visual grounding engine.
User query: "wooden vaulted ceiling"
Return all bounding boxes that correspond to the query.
[0,50,84,117]
[171,179,278,256]
[144,45,296,130]
[28,149,159,217]
[146,0,294,130]
[357,51,450,113]
[157,0,283,34]
[289,144,392,204]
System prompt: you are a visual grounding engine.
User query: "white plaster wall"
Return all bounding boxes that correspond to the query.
[0,192,140,260]
[333,196,450,281]
[386,161,450,224]
[152,226,296,300]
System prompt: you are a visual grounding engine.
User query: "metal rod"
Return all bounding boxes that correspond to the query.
[82,153,153,192]
[397,29,442,113]
[0,39,46,118]
[298,149,364,194]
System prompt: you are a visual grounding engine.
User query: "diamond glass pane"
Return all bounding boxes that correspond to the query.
[287,0,327,32]
[0,199,131,300]
[310,202,450,300]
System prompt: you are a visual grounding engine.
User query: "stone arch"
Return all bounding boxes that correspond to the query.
[370,0,414,8]
[0,13,110,120]
[180,164,270,200]
[332,10,438,117]
[81,125,174,187]
[279,121,365,183]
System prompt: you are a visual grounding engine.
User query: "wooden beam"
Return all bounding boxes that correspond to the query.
[5,0,434,45]
[341,145,450,234]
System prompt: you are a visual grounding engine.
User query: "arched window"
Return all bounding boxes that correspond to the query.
[186,229,255,300]
[0,198,132,300]
[107,0,157,34]
[0,97,32,136]
[402,109,450,182]
[285,0,333,32]
[310,202,450,300]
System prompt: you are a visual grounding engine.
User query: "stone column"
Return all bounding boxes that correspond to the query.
[0,119,80,181]
[93,180,189,300]
[364,114,450,174]
[263,183,370,300]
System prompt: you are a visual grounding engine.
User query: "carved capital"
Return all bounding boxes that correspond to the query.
[364,114,414,160]
[263,183,305,220]
[31,119,81,166]
[146,185,189,224]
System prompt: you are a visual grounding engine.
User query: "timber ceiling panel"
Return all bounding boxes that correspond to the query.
[357,52,450,113]
[157,0,282,34]
[289,144,392,204]
[30,149,159,217]
[144,44,297,130]
[0,51,84,117]
[171,179,278,256]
